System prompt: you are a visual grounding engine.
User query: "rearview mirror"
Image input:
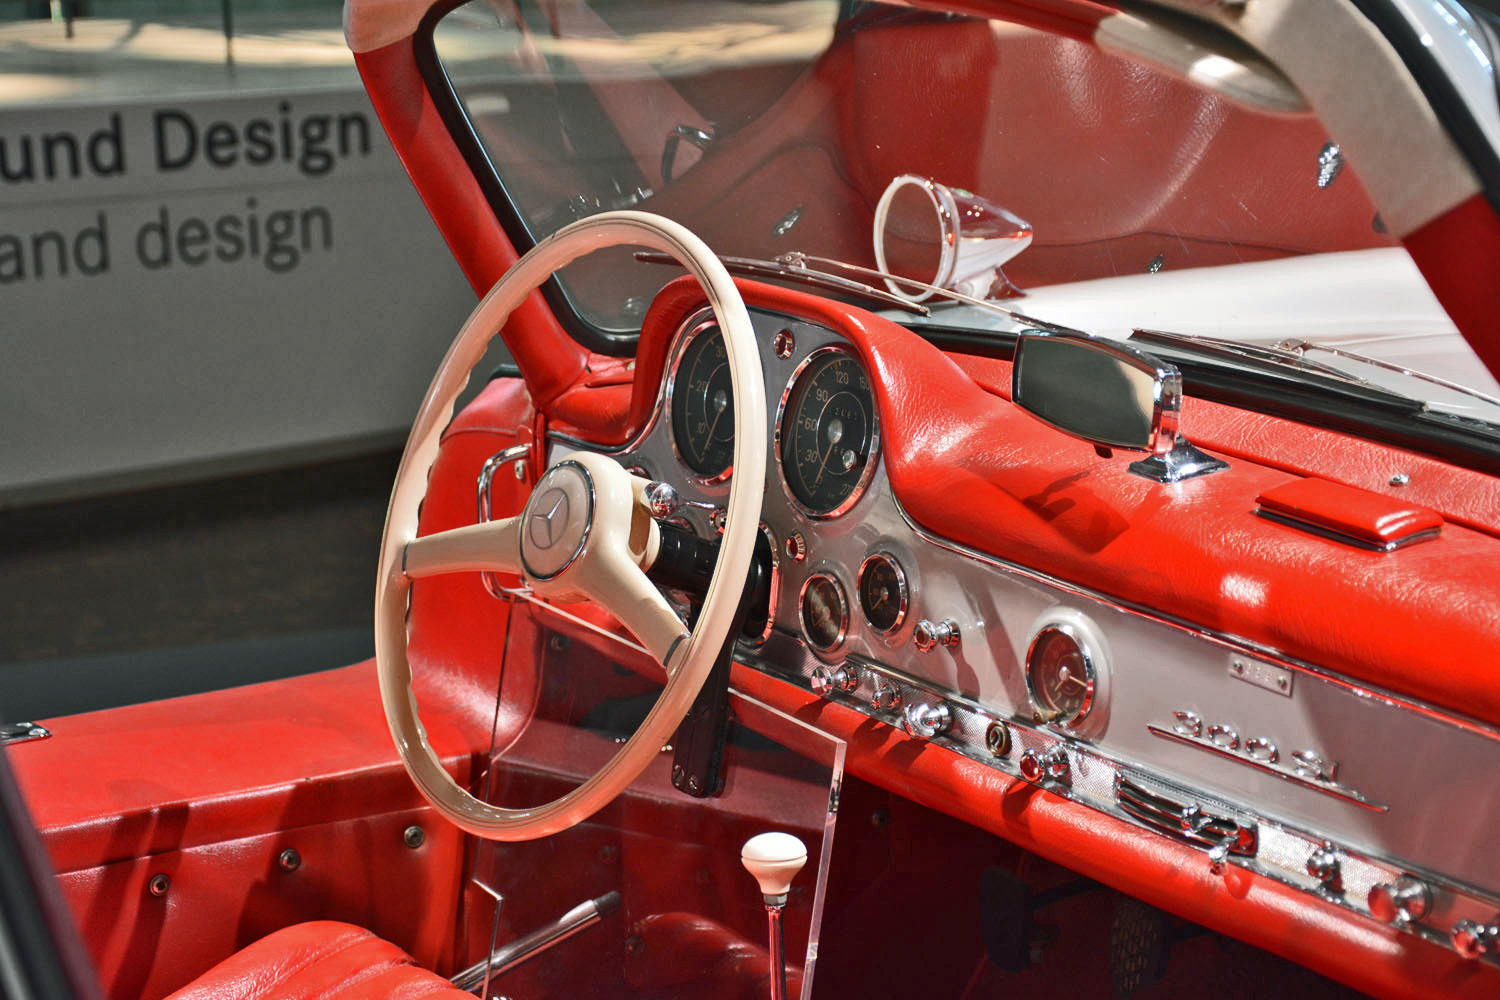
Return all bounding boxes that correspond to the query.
[1010,333,1228,482]
[1012,333,1179,455]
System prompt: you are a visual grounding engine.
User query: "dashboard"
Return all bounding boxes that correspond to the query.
[535,302,1500,968]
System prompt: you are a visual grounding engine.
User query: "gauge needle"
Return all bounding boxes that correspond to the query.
[814,419,844,487]
[704,388,729,444]
[1056,665,1088,696]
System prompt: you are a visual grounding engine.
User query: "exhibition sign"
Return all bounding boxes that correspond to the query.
[0,88,476,503]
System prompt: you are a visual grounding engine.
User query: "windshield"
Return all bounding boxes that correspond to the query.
[429,0,1500,426]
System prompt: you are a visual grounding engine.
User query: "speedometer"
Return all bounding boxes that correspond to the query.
[669,321,734,481]
[777,347,878,517]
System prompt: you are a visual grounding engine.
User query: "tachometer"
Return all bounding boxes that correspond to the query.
[669,322,734,481]
[777,347,878,517]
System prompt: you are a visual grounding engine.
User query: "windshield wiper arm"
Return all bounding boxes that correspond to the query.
[1128,329,1419,404]
[1273,338,1500,410]
[634,251,931,315]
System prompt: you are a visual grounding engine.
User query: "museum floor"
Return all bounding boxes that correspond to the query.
[0,449,397,720]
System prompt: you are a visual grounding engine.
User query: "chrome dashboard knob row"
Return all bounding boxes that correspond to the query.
[810,664,857,697]
[913,618,959,652]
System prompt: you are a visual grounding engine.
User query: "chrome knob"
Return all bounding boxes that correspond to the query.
[913,618,959,652]
[1306,843,1342,894]
[902,702,951,740]
[1368,876,1432,925]
[810,664,857,697]
[870,681,902,711]
[1452,918,1500,959]
[1019,746,1069,784]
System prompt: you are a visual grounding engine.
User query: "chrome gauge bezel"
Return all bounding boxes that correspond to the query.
[857,551,909,634]
[774,345,881,520]
[665,308,734,486]
[798,570,850,655]
[1024,615,1108,735]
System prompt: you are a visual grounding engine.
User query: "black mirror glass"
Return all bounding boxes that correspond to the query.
[1011,334,1178,454]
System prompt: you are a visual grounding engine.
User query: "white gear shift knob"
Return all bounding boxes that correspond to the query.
[741,832,807,900]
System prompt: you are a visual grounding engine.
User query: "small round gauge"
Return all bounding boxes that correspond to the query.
[799,572,849,652]
[778,348,878,517]
[1025,624,1097,729]
[670,323,734,480]
[858,552,908,633]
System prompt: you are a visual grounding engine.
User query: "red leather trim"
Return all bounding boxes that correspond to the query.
[1256,478,1443,547]
[949,352,1500,538]
[729,667,1500,1000]
[1404,194,1500,384]
[164,922,473,1000]
[353,39,586,406]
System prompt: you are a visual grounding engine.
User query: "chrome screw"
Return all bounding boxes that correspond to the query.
[403,825,425,849]
[278,849,301,872]
[1389,473,1410,486]
[148,873,171,897]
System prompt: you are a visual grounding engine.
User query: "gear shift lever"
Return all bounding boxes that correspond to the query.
[741,832,807,1000]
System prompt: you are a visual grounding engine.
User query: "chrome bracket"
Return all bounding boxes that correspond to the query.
[1128,436,1229,483]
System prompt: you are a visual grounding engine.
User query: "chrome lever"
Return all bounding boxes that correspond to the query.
[644,481,720,520]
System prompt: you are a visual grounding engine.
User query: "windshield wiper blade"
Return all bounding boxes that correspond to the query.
[634,251,931,315]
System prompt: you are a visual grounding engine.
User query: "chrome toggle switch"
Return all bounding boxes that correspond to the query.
[1368,876,1432,926]
[902,701,951,740]
[1019,746,1069,784]
[913,618,960,652]
[810,664,858,698]
[1452,917,1500,959]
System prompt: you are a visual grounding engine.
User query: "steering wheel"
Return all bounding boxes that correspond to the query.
[375,211,766,842]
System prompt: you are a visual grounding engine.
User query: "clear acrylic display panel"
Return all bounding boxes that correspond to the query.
[464,590,844,1000]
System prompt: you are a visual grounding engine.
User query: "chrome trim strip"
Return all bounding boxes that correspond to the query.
[1146,724,1388,813]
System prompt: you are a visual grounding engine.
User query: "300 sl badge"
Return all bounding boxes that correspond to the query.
[1148,710,1387,813]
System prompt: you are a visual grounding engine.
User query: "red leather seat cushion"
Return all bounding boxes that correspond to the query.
[165,922,474,1000]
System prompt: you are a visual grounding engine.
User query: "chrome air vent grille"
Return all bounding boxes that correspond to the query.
[1116,776,1257,856]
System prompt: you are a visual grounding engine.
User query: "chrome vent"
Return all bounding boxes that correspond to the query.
[1116,776,1257,856]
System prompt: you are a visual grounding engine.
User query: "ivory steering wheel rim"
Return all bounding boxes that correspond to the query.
[374,211,766,842]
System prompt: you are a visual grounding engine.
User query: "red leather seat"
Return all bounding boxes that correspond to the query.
[165,922,475,1000]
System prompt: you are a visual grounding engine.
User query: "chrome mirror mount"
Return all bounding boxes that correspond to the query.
[1011,332,1227,484]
